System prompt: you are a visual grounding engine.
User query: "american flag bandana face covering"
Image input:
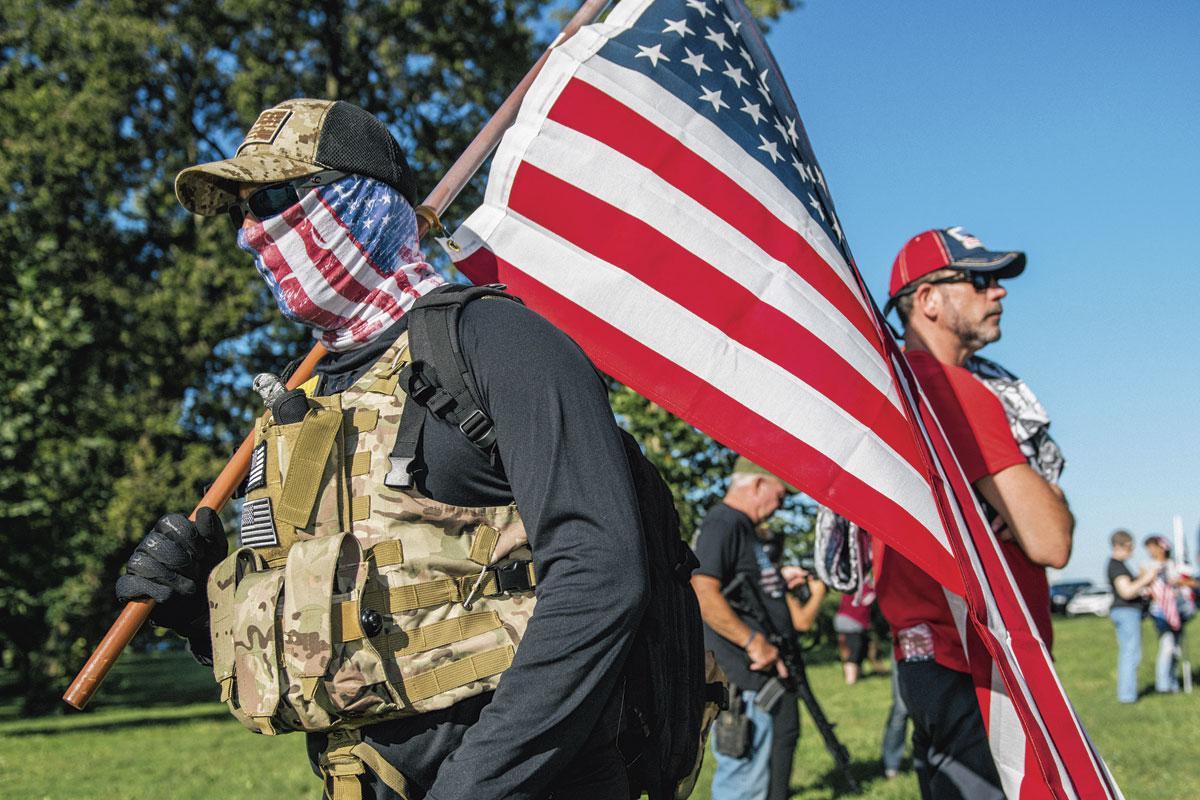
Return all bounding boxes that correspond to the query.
[237,175,444,351]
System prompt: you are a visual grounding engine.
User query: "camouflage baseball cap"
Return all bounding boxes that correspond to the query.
[175,98,418,216]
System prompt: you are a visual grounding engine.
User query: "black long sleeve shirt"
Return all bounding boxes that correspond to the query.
[308,293,649,800]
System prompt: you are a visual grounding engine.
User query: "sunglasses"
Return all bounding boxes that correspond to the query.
[225,170,348,227]
[892,270,1001,302]
[923,271,1002,292]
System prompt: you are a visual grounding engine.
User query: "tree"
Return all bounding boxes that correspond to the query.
[0,0,543,714]
[1,0,801,714]
[610,384,815,553]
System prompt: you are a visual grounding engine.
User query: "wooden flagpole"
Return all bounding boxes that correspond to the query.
[63,0,610,711]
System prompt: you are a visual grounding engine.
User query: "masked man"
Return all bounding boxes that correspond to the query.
[876,227,1073,800]
[116,99,649,800]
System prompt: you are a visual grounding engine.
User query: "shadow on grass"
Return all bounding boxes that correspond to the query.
[1,707,231,737]
[791,755,903,798]
[95,650,220,709]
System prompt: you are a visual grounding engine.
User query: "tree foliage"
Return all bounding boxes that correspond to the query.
[1,0,802,714]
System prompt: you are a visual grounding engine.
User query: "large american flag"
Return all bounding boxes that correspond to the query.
[443,0,1120,796]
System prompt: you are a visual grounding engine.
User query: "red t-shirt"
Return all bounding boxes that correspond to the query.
[835,593,873,627]
[875,350,1052,673]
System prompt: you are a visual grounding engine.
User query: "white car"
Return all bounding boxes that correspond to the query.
[1065,587,1114,617]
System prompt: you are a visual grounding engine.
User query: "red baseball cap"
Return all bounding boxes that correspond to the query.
[887,227,1027,308]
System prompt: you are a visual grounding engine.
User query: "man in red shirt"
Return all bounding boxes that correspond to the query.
[877,227,1074,800]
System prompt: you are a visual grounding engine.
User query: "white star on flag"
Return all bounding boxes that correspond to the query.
[704,27,730,51]
[807,192,826,221]
[662,17,692,37]
[739,98,766,125]
[635,43,669,68]
[757,69,772,101]
[757,135,781,163]
[723,13,742,34]
[722,61,748,88]
[681,47,711,76]
[791,156,811,182]
[441,8,1130,794]
[698,85,729,112]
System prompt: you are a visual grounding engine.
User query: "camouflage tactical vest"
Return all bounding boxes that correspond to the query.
[205,330,536,741]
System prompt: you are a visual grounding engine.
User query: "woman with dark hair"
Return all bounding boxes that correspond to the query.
[1144,534,1198,693]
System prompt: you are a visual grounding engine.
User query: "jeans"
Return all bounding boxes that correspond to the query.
[1109,606,1142,702]
[711,688,774,800]
[882,665,910,774]
[897,661,1004,800]
[1155,625,1183,693]
[768,692,799,800]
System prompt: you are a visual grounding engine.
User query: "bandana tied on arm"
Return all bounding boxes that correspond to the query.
[815,356,1066,594]
[964,355,1065,484]
[237,175,444,351]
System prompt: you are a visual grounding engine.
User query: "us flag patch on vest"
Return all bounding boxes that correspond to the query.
[246,442,267,493]
[239,497,278,548]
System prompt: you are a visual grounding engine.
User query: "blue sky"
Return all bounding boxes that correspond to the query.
[765,2,1200,582]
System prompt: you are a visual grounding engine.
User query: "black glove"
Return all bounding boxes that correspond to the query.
[116,507,227,637]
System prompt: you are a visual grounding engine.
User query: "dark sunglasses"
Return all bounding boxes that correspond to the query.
[225,170,348,227]
[924,270,1002,292]
[893,270,1001,301]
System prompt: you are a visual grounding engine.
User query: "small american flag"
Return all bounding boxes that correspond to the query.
[247,442,268,493]
[239,497,278,549]
[445,0,1121,796]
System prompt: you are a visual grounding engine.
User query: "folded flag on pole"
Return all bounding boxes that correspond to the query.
[443,0,1121,796]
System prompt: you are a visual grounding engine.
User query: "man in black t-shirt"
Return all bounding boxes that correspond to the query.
[1107,529,1154,703]
[691,457,820,800]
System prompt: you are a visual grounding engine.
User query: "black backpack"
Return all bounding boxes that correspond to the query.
[395,284,723,799]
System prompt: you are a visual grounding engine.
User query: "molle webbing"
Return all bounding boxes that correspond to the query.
[468,523,500,565]
[366,539,404,568]
[334,562,536,640]
[218,318,536,755]
[321,729,412,800]
[276,408,344,528]
[316,643,515,800]
[398,646,514,705]
[388,611,502,657]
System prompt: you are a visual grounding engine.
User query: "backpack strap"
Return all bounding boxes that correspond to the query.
[384,284,522,489]
[320,728,412,800]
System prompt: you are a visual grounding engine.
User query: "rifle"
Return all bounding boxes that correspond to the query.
[723,572,862,796]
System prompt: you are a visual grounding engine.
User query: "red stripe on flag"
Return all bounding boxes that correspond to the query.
[546,78,881,355]
[244,222,360,336]
[456,245,963,593]
[507,162,926,476]
[915,390,1110,796]
[287,200,409,324]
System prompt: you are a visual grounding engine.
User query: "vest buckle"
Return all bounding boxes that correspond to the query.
[494,560,534,594]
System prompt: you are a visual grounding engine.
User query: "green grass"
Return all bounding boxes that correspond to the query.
[1,617,1195,799]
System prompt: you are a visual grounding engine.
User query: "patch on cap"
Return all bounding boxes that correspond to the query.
[943,226,984,250]
[242,109,293,147]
